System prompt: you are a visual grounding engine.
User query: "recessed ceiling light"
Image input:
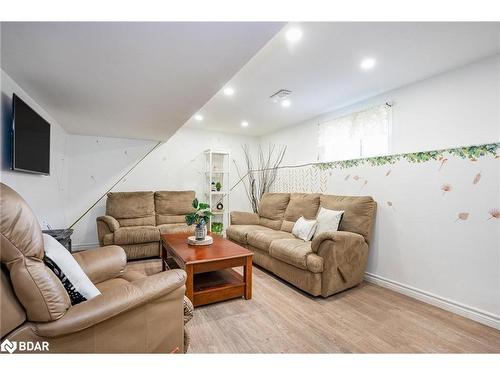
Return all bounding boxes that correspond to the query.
[194,114,203,121]
[281,99,291,108]
[241,121,249,127]
[360,57,376,70]
[286,27,302,43]
[223,87,235,96]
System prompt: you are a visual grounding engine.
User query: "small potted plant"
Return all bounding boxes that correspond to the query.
[185,198,213,240]
[211,222,223,235]
[215,182,222,191]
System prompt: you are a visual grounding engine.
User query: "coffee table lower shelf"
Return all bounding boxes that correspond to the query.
[193,269,245,307]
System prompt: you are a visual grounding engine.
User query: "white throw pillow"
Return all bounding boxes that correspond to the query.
[314,207,344,237]
[292,216,318,241]
[43,234,101,305]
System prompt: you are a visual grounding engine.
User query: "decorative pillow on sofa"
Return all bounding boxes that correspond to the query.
[43,234,101,305]
[292,216,318,241]
[314,207,344,237]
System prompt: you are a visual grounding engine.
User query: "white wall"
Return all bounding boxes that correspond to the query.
[263,55,500,165]
[262,55,500,327]
[1,70,259,249]
[0,70,69,228]
[65,135,157,247]
[68,127,259,247]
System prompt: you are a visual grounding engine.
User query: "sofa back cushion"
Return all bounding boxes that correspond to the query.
[281,193,321,232]
[0,183,71,322]
[320,194,376,243]
[154,191,195,225]
[106,191,155,227]
[1,267,26,337]
[258,193,290,230]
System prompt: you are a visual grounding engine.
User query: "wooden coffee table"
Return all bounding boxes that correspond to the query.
[161,232,253,307]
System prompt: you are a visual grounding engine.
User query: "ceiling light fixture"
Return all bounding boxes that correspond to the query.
[286,27,302,43]
[194,114,203,121]
[281,99,291,108]
[360,57,376,71]
[223,87,235,96]
[241,121,249,127]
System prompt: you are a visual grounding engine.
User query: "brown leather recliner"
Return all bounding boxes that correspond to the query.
[0,183,187,353]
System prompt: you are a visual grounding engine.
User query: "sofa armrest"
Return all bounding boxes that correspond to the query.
[312,231,368,286]
[311,230,365,253]
[97,215,120,232]
[230,211,260,225]
[96,215,120,246]
[34,269,186,338]
[73,245,127,284]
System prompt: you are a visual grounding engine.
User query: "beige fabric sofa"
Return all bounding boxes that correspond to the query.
[227,193,376,297]
[97,191,195,260]
[1,183,187,353]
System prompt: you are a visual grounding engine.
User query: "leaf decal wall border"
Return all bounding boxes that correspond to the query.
[314,142,499,171]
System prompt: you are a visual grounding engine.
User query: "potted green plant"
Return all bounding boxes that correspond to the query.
[185,198,213,240]
[215,181,222,191]
[211,222,223,235]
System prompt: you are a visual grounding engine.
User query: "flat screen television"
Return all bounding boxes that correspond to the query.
[12,94,51,175]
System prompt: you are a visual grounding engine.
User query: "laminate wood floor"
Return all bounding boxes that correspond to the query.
[128,259,500,353]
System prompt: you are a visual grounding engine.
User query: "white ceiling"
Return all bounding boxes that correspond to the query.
[1,22,284,140]
[186,22,500,136]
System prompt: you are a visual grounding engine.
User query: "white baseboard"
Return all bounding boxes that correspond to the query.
[364,272,500,330]
[72,242,100,251]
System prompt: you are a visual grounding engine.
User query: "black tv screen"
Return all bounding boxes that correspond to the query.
[12,94,50,175]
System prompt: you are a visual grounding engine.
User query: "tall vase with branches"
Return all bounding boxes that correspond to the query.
[234,144,286,213]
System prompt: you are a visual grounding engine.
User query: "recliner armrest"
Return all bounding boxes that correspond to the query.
[34,269,187,338]
[73,245,127,284]
[311,230,365,253]
[312,231,368,286]
[230,211,260,225]
[96,215,120,232]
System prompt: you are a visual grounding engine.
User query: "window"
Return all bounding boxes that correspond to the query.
[317,104,391,162]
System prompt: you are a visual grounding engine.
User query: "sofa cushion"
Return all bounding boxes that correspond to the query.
[226,225,273,244]
[280,220,295,232]
[117,216,156,227]
[113,226,160,245]
[0,268,26,337]
[106,191,155,219]
[95,270,145,294]
[258,193,290,221]
[247,230,295,252]
[284,193,321,221]
[155,191,195,224]
[320,195,376,243]
[269,238,324,273]
[157,223,194,235]
[121,242,160,260]
[156,215,187,225]
[259,217,283,230]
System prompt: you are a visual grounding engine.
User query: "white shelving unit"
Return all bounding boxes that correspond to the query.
[204,149,230,236]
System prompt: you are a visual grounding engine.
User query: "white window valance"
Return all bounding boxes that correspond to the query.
[317,103,392,162]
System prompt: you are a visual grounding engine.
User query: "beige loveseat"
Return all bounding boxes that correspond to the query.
[97,191,195,260]
[227,193,376,297]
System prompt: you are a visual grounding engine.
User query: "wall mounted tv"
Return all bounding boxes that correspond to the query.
[11,94,51,175]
